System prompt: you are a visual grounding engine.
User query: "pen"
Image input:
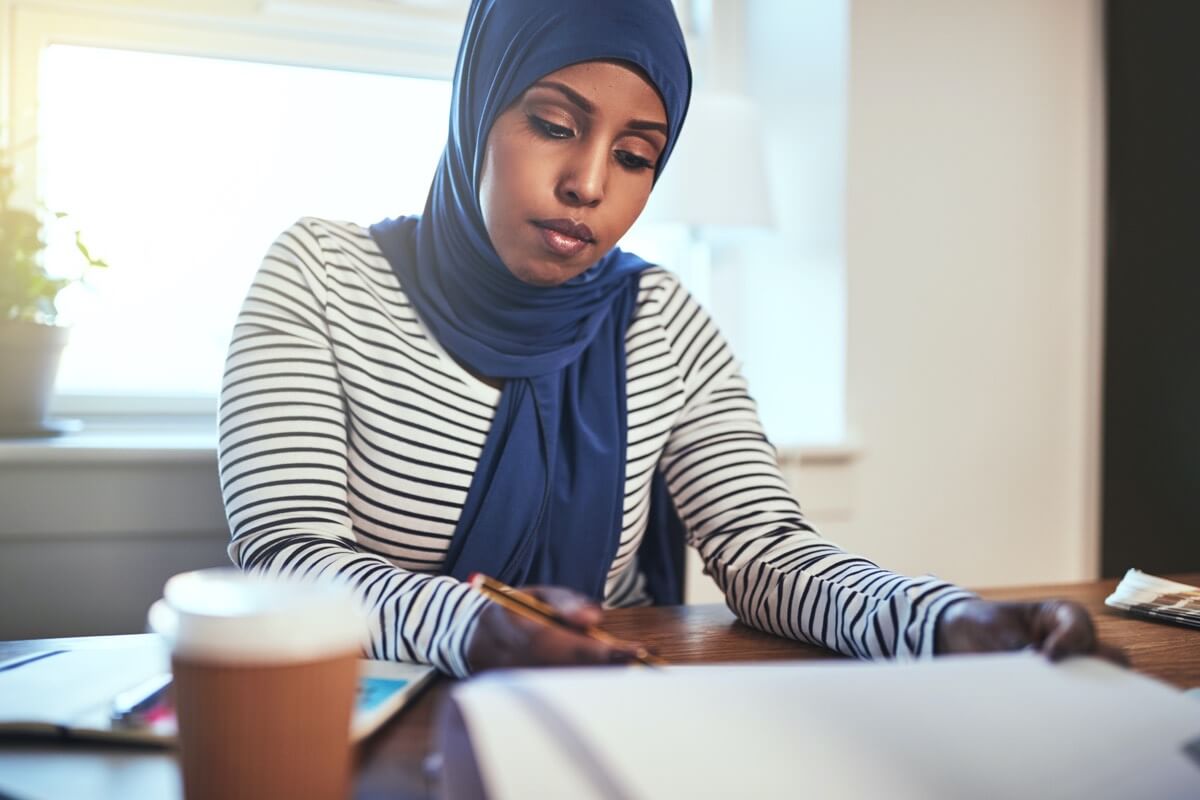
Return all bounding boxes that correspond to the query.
[111,672,173,727]
[468,573,666,666]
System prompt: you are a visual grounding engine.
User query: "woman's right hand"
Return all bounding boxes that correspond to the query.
[464,585,644,672]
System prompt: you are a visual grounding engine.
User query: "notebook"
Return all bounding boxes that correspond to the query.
[441,654,1200,800]
[0,638,435,746]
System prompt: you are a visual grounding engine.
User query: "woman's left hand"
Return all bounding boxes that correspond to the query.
[935,598,1128,665]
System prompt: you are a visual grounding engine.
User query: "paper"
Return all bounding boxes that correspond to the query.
[447,654,1200,800]
[0,642,170,736]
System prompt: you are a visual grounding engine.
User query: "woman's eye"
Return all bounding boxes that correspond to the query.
[530,115,574,139]
[615,150,654,171]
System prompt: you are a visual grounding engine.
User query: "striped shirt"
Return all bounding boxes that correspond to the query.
[218,217,973,677]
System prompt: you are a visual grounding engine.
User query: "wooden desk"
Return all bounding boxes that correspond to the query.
[2,575,1197,800]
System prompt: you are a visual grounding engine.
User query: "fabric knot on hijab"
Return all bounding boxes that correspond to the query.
[370,0,692,602]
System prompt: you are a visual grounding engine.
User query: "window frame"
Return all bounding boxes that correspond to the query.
[5,0,466,418]
[4,0,706,420]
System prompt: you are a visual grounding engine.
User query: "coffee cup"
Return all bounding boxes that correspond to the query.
[148,568,367,800]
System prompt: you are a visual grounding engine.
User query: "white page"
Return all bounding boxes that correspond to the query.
[449,654,1200,800]
[0,644,169,728]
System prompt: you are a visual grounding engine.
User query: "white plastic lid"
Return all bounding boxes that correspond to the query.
[148,568,368,664]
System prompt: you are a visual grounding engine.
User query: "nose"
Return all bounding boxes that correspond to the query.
[557,142,606,208]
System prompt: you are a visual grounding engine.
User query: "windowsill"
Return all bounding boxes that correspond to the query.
[0,417,218,464]
[0,417,860,466]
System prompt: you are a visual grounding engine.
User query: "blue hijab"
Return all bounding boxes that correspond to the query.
[370,0,691,602]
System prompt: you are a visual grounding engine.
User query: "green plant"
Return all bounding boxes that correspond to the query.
[0,149,108,323]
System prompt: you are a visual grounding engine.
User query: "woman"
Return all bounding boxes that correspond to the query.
[218,0,1112,675]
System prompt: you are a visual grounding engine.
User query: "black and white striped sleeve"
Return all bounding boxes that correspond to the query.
[657,277,975,658]
[218,219,486,677]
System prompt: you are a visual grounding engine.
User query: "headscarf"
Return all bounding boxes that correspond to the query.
[370,0,691,602]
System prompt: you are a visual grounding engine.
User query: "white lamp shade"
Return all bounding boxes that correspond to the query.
[643,92,775,230]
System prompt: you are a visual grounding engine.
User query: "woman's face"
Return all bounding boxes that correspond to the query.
[478,60,669,287]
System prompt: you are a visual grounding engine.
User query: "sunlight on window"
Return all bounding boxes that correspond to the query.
[40,44,451,397]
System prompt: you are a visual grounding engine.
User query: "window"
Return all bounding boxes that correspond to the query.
[40,44,450,399]
[6,0,466,413]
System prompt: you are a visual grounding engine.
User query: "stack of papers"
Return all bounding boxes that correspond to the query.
[1106,569,1200,630]
[444,654,1200,799]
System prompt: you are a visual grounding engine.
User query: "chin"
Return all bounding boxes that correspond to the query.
[509,258,584,287]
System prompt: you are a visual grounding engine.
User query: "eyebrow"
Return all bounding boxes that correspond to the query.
[628,119,668,135]
[531,80,668,138]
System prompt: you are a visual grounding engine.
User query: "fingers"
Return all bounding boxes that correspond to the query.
[1033,601,1127,668]
[523,586,604,629]
[465,584,645,672]
[519,586,641,665]
[936,599,1124,667]
[526,623,639,667]
[1037,601,1095,661]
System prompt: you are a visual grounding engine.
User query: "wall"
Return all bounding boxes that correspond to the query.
[0,444,230,639]
[839,0,1104,586]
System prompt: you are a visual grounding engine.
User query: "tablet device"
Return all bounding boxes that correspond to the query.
[0,643,436,746]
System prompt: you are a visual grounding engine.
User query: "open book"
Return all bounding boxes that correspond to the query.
[1105,569,1200,630]
[0,638,435,746]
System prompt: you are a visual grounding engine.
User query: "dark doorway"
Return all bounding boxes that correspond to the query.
[1101,0,1200,576]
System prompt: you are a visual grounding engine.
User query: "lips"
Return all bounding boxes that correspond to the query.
[537,218,595,242]
[534,218,595,259]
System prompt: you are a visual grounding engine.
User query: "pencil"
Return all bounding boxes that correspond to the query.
[468,573,666,666]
